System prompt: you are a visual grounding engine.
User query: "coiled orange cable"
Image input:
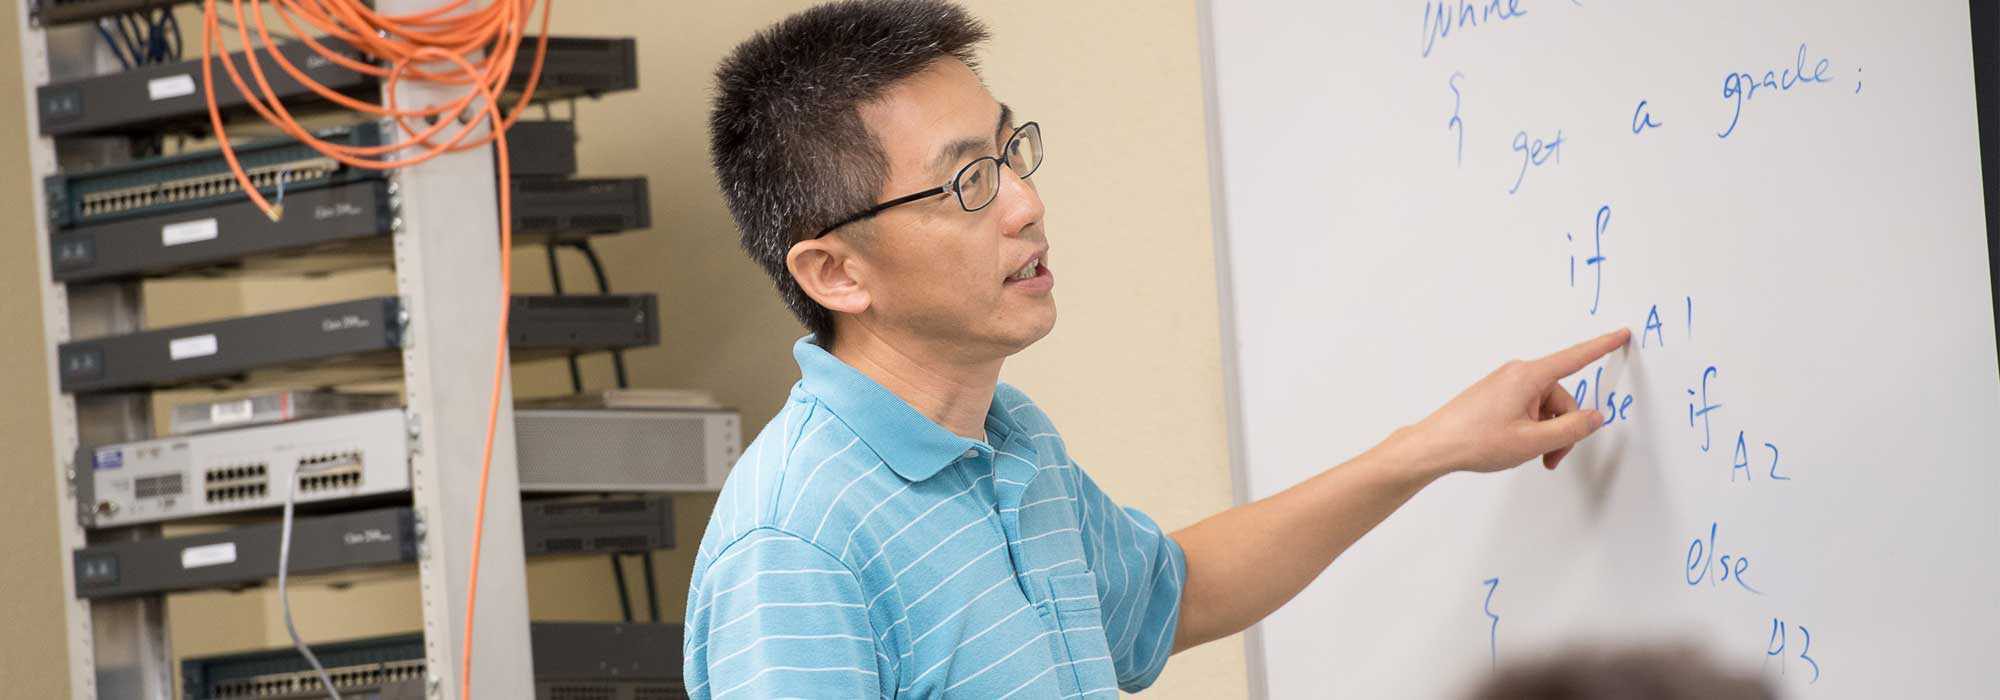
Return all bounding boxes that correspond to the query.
[199,1,550,696]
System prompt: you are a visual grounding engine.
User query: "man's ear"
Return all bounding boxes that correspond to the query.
[787,237,871,316]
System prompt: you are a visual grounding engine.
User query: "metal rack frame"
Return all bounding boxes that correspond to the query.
[16,0,537,696]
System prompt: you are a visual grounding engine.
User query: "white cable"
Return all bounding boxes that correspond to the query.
[280,465,343,700]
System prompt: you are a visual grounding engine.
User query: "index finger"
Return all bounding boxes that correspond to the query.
[1533,328,1632,381]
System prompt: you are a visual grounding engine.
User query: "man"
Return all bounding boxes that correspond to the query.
[685,1,1629,697]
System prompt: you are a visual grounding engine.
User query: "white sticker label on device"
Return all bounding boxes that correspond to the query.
[147,74,197,101]
[168,334,218,361]
[210,399,255,426]
[161,218,218,247]
[181,542,237,569]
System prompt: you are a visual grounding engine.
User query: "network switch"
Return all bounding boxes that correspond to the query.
[74,506,413,599]
[37,35,369,136]
[73,495,671,599]
[57,296,399,393]
[181,622,685,700]
[33,0,195,27]
[509,294,659,351]
[38,36,638,137]
[45,122,389,231]
[49,179,396,284]
[516,408,739,492]
[522,495,674,556]
[79,408,410,529]
[50,175,641,284]
[58,296,401,394]
[507,119,580,178]
[82,403,700,530]
[169,390,401,435]
[58,293,659,393]
[513,176,652,241]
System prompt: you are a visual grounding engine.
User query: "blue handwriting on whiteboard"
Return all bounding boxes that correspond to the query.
[1481,577,1500,670]
[1766,618,1822,683]
[1421,0,1529,58]
[1687,365,1721,452]
[1507,129,1564,194]
[1717,43,1833,139]
[1639,297,1693,348]
[1571,364,1634,427]
[1571,205,1609,314]
[1449,72,1468,165]
[1631,99,1662,134]
[1732,431,1790,483]
[1684,521,1764,595]
[1642,304,1665,348]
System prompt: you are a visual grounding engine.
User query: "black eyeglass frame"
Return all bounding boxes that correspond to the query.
[813,121,1043,239]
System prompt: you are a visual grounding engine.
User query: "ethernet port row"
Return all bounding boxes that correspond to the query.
[204,463,268,483]
[300,450,363,468]
[299,471,362,492]
[204,483,269,503]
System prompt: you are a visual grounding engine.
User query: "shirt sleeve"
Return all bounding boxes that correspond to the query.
[683,527,886,699]
[1072,465,1189,692]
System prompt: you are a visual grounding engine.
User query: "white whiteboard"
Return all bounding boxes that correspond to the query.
[1202,1,2000,697]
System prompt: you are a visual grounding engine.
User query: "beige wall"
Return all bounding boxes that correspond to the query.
[0,1,1243,697]
[0,4,66,696]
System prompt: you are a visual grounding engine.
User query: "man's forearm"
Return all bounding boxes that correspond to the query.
[1164,330,1629,653]
[1168,428,1440,652]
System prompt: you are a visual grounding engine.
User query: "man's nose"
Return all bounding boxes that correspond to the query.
[993,164,1045,237]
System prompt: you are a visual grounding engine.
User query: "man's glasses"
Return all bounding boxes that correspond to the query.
[815,121,1043,238]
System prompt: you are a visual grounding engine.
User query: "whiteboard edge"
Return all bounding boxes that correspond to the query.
[1192,2,1268,698]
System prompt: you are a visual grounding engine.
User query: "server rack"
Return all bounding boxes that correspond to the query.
[11,5,625,696]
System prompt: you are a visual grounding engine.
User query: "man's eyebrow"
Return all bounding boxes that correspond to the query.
[927,103,1014,177]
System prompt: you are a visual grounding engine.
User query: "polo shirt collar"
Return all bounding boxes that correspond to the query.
[795,335,1016,482]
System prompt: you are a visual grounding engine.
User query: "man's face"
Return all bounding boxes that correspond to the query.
[836,58,1054,359]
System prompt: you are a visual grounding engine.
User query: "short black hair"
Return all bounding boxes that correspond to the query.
[709,0,990,343]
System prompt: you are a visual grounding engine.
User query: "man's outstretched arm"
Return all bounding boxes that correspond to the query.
[1168,329,1632,652]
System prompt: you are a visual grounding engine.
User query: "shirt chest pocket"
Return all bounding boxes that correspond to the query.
[1048,571,1119,695]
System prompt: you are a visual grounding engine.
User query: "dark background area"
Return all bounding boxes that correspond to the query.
[1974,0,2000,370]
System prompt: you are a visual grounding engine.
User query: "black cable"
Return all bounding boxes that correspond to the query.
[556,241,641,627]
[545,243,583,394]
[545,243,567,295]
[143,11,164,64]
[640,551,661,623]
[160,8,182,61]
[95,21,133,70]
[571,240,630,389]
[609,554,635,623]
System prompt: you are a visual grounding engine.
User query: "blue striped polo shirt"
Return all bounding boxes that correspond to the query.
[683,337,1188,698]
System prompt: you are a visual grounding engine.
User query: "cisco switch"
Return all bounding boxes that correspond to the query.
[58,296,401,394]
[181,622,685,700]
[73,495,671,599]
[81,404,703,528]
[512,176,651,241]
[58,293,659,393]
[508,294,658,352]
[46,122,388,231]
[79,408,410,528]
[38,36,637,137]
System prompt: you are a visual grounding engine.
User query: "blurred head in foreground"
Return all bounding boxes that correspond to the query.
[1470,646,1773,700]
